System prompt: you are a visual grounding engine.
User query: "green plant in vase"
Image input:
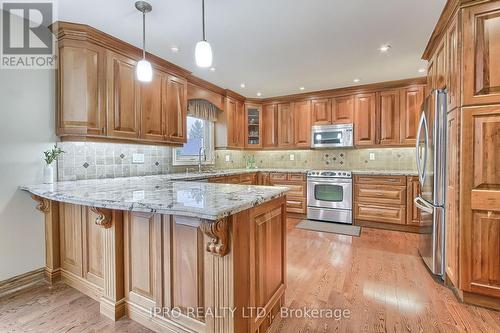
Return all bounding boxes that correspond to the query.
[43,145,65,184]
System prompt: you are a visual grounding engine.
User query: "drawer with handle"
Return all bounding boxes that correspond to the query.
[354,175,406,186]
[286,196,306,214]
[354,202,406,225]
[354,184,406,205]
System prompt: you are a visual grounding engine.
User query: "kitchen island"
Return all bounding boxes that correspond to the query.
[21,176,288,333]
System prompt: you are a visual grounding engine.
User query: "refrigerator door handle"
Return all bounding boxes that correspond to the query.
[416,109,428,187]
[414,196,434,214]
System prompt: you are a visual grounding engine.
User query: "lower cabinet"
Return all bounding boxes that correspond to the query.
[354,175,421,230]
[208,172,307,215]
[59,203,105,293]
[268,173,306,215]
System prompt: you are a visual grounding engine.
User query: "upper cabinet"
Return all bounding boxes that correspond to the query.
[262,104,278,148]
[57,40,106,137]
[332,95,354,124]
[106,51,141,140]
[277,103,294,148]
[463,1,500,106]
[164,75,188,143]
[140,71,165,142]
[215,97,245,149]
[311,99,331,125]
[245,104,263,149]
[311,96,353,125]
[378,90,400,145]
[292,100,311,147]
[56,22,188,146]
[400,85,425,146]
[354,93,377,146]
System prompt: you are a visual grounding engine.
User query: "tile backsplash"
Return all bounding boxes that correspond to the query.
[56,141,416,181]
[57,142,174,181]
[215,148,416,171]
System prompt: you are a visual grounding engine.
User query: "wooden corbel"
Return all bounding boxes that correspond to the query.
[31,195,50,213]
[200,217,230,257]
[90,207,113,229]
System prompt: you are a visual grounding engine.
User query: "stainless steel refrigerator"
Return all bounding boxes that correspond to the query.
[414,89,447,278]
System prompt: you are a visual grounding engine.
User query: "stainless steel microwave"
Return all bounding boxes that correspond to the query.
[311,124,353,148]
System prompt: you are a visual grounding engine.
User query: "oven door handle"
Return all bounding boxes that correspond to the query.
[307,177,352,184]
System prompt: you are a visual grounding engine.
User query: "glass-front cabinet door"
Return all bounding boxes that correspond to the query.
[245,104,262,148]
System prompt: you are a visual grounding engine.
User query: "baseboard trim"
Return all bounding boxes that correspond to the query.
[100,296,126,321]
[61,270,103,302]
[0,268,46,298]
[125,301,204,333]
[461,291,500,311]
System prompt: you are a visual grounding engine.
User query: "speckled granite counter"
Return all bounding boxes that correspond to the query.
[167,168,416,180]
[351,170,418,176]
[21,175,288,220]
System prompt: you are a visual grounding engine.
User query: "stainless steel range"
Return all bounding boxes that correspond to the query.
[307,170,353,224]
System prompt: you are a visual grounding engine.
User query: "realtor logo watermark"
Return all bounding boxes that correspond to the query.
[1,0,57,69]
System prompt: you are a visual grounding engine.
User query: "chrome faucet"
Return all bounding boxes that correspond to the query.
[198,146,206,173]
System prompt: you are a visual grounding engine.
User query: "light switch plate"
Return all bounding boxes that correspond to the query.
[369,153,376,160]
[225,154,231,162]
[132,153,145,164]
[289,154,295,161]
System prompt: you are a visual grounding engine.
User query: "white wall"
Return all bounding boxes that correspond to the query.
[0,67,56,280]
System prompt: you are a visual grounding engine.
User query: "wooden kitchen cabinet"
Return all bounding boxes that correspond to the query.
[463,1,500,106]
[460,105,500,298]
[218,97,244,149]
[164,75,187,144]
[400,85,425,146]
[446,15,460,112]
[354,93,377,146]
[140,71,165,142]
[377,90,400,145]
[311,99,331,125]
[332,95,354,124]
[59,203,104,290]
[106,51,141,140]
[269,172,306,215]
[277,103,294,148]
[434,39,447,90]
[245,104,263,148]
[293,100,311,147]
[445,108,459,287]
[262,104,278,148]
[354,175,423,231]
[311,96,353,126]
[57,40,106,137]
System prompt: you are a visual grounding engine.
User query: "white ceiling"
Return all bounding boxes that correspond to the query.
[57,0,446,98]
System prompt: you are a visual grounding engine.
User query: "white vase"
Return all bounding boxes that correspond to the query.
[43,164,54,184]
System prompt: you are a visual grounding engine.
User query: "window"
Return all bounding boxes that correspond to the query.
[173,116,215,166]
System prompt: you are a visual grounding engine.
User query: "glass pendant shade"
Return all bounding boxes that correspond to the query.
[195,40,213,68]
[136,59,153,82]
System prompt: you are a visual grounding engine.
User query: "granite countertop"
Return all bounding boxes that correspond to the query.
[167,168,416,179]
[21,175,289,220]
[166,168,309,181]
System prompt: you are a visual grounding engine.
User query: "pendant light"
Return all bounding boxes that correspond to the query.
[195,0,213,68]
[135,1,153,82]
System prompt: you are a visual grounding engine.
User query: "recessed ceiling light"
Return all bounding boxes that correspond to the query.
[256,92,262,97]
[240,83,246,88]
[379,44,391,53]
[299,87,305,91]
[209,67,216,72]
[418,68,426,73]
[170,46,179,53]
[353,78,361,83]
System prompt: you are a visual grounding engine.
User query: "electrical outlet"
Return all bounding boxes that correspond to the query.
[289,154,295,161]
[369,153,376,161]
[132,190,145,201]
[132,153,145,164]
[225,154,231,162]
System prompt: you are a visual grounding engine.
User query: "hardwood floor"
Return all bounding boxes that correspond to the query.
[1,218,498,333]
